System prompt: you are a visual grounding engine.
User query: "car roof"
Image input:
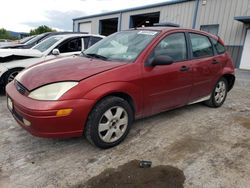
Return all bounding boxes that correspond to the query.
[130,26,219,40]
[50,33,105,39]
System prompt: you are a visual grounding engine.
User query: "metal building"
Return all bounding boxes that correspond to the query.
[73,0,250,69]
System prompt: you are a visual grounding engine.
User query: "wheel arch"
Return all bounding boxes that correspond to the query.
[2,67,25,79]
[97,92,136,115]
[82,82,143,118]
[222,74,235,91]
[1,67,24,86]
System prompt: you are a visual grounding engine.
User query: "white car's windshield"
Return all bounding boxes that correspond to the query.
[32,36,62,52]
[83,30,159,62]
[20,36,35,44]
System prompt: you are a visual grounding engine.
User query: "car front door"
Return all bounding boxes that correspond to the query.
[142,32,193,116]
[187,33,223,102]
[45,37,82,61]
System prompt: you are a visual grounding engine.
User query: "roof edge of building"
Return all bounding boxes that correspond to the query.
[73,0,193,21]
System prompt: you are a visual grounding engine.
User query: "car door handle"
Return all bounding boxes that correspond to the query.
[212,59,220,64]
[180,66,190,72]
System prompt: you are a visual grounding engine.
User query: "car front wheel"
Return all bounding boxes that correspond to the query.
[205,77,228,108]
[85,96,134,149]
[5,68,23,85]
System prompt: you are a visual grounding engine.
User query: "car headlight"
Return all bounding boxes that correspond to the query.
[28,82,78,100]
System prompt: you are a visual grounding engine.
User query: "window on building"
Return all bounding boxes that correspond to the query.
[200,24,219,35]
[190,33,213,58]
[152,33,187,61]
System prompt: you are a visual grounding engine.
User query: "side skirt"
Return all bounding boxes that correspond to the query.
[188,95,211,105]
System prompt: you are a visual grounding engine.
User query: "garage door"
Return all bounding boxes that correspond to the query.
[79,22,91,33]
[240,29,250,70]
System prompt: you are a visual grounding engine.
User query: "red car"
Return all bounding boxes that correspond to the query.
[6,27,235,148]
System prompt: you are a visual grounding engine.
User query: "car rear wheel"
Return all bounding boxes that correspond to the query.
[204,77,228,108]
[85,96,134,149]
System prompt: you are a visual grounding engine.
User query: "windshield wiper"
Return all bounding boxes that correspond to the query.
[84,53,108,61]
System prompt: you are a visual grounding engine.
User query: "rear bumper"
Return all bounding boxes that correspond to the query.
[6,82,95,138]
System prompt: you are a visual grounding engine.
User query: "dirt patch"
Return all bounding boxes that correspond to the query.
[74,160,185,188]
[234,116,250,129]
[167,136,204,161]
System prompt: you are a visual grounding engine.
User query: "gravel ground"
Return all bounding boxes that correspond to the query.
[0,70,250,188]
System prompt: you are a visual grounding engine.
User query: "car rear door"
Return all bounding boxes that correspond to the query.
[187,33,223,102]
[142,32,193,116]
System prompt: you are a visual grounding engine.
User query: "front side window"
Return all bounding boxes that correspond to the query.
[152,33,187,61]
[32,36,62,52]
[190,33,213,58]
[83,37,90,49]
[58,38,82,53]
[83,30,159,62]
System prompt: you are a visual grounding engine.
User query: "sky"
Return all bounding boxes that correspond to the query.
[0,0,170,32]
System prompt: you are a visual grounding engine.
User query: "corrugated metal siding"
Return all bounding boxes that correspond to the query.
[159,1,195,28]
[121,7,162,30]
[194,0,250,67]
[73,0,250,44]
[120,1,195,29]
[74,1,196,33]
[73,0,250,67]
[196,0,250,45]
[74,13,120,33]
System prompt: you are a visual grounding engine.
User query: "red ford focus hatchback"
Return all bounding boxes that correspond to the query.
[6,27,235,148]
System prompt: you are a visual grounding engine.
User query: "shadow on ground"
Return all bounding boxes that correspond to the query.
[73,160,185,188]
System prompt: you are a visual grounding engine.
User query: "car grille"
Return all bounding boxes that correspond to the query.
[14,80,28,95]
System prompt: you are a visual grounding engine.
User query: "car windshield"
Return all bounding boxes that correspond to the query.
[83,30,159,62]
[25,33,47,45]
[32,36,62,52]
[19,36,35,44]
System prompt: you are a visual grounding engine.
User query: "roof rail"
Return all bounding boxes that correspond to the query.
[153,22,180,27]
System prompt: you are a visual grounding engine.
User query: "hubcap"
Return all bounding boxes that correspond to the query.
[214,81,226,104]
[7,71,20,83]
[98,106,128,143]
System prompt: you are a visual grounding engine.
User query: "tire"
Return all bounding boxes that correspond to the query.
[85,96,134,149]
[204,77,228,108]
[4,68,23,86]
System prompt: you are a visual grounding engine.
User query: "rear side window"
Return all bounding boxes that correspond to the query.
[89,37,103,47]
[83,37,90,49]
[210,38,226,54]
[153,33,187,61]
[190,33,213,58]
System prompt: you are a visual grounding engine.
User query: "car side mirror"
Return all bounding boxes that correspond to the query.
[52,49,60,56]
[151,55,174,66]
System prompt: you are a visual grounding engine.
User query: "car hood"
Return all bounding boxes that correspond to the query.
[0,49,43,63]
[0,43,25,49]
[16,56,125,91]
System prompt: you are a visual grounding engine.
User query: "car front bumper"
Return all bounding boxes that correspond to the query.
[6,82,95,138]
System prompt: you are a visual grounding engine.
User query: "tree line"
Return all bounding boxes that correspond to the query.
[0,25,56,40]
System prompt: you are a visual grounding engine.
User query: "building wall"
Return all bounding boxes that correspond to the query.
[74,13,121,33]
[73,0,249,44]
[120,1,195,30]
[195,0,250,45]
[73,0,250,67]
[194,0,250,67]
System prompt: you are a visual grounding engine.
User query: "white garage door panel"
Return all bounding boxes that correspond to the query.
[240,29,250,70]
[79,22,91,33]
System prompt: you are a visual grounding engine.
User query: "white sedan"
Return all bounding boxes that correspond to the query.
[0,34,104,89]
